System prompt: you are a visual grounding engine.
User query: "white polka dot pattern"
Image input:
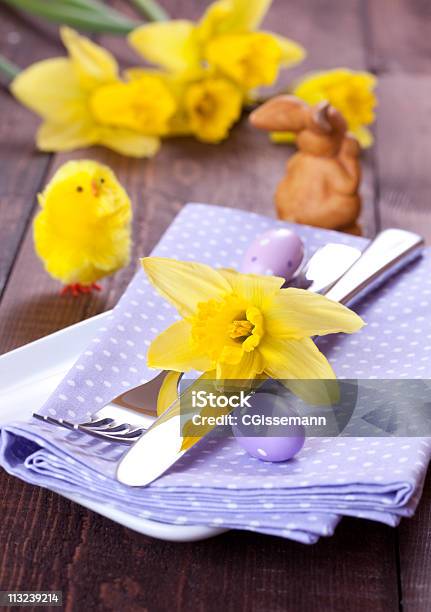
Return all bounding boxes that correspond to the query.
[1,203,431,544]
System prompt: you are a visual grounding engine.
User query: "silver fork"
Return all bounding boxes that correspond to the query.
[33,371,169,444]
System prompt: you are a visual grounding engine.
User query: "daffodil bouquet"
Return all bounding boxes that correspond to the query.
[0,0,377,157]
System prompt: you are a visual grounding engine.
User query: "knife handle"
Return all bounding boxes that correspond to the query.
[323,228,424,306]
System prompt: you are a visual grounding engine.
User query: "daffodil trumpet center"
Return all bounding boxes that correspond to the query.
[195,92,217,118]
[190,296,264,365]
[229,318,253,340]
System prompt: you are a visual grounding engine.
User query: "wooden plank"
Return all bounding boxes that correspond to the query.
[370,73,431,242]
[364,1,431,609]
[398,469,431,612]
[0,483,400,612]
[0,476,85,596]
[60,516,398,612]
[365,0,431,73]
[0,8,61,297]
[365,0,431,239]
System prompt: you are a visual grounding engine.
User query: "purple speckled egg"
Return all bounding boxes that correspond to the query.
[232,391,305,462]
[240,228,304,281]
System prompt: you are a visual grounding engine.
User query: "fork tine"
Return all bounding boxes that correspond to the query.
[76,426,144,444]
[78,417,115,428]
[81,423,131,434]
[33,411,146,444]
[31,371,174,445]
[79,422,145,437]
[82,421,126,432]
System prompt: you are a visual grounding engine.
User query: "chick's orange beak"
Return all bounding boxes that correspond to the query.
[91,179,100,197]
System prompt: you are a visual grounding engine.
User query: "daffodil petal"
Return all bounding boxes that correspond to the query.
[269,131,296,144]
[142,258,231,316]
[36,120,97,152]
[352,125,374,148]
[232,0,272,29]
[128,21,200,75]
[184,76,243,142]
[204,32,283,89]
[125,67,173,82]
[261,336,336,380]
[273,34,306,67]
[147,320,213,372]
[61,26,118,89]
[90,76,176,135]
[220,269,284,307]
[217,348,264,379]
[219,342,244,365]
[263,288,364,339]
[263,335,341,406]
[156,371,181,416]
[293,68,377,148]
[98,127,160,158]
[10,58,84,122]
[200,0,272,37]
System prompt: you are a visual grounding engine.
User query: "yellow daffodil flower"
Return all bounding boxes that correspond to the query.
[142,258,364,380]
[183,76,243,142]
[129,0,305,90]
[157,371,182,417]
[11,27,176,157]
[127,68,243,143]
[205,31,285,90]
[90,75,176,136]
[272,68,377,148]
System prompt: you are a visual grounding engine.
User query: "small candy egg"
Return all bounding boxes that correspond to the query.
[241,228,304,281]
[234,433,305,463]
[232,391,305,462]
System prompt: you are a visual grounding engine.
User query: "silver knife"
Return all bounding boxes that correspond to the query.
[116,228,424,487]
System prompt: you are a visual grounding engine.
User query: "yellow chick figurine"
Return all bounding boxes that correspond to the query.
[34,160,132,296]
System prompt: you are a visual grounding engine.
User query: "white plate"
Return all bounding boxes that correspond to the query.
[0,312,225,542]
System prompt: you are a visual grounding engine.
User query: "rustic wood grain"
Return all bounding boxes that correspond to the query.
[365,1,431,609]
[398,469,431,612]
[0,0,429,610]
[0,8,60,298]
[365,0,431,73]
[60,516,399,612]
[365,0,431,242]
[370,73,431,242]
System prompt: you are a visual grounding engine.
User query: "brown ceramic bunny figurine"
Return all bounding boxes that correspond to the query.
[250,95,362,234]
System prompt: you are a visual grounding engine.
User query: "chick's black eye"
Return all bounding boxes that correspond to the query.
[100,178,105,184]
[76,186,83,193]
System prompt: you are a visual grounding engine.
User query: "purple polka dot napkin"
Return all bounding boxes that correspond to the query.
[1,203,431,544]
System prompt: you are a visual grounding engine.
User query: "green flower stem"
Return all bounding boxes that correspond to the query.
[131,0,169,21]
[2,0,140,34]
[0,54,20,81]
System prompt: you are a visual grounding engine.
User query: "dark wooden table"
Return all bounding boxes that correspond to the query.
[1,1,430,610]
